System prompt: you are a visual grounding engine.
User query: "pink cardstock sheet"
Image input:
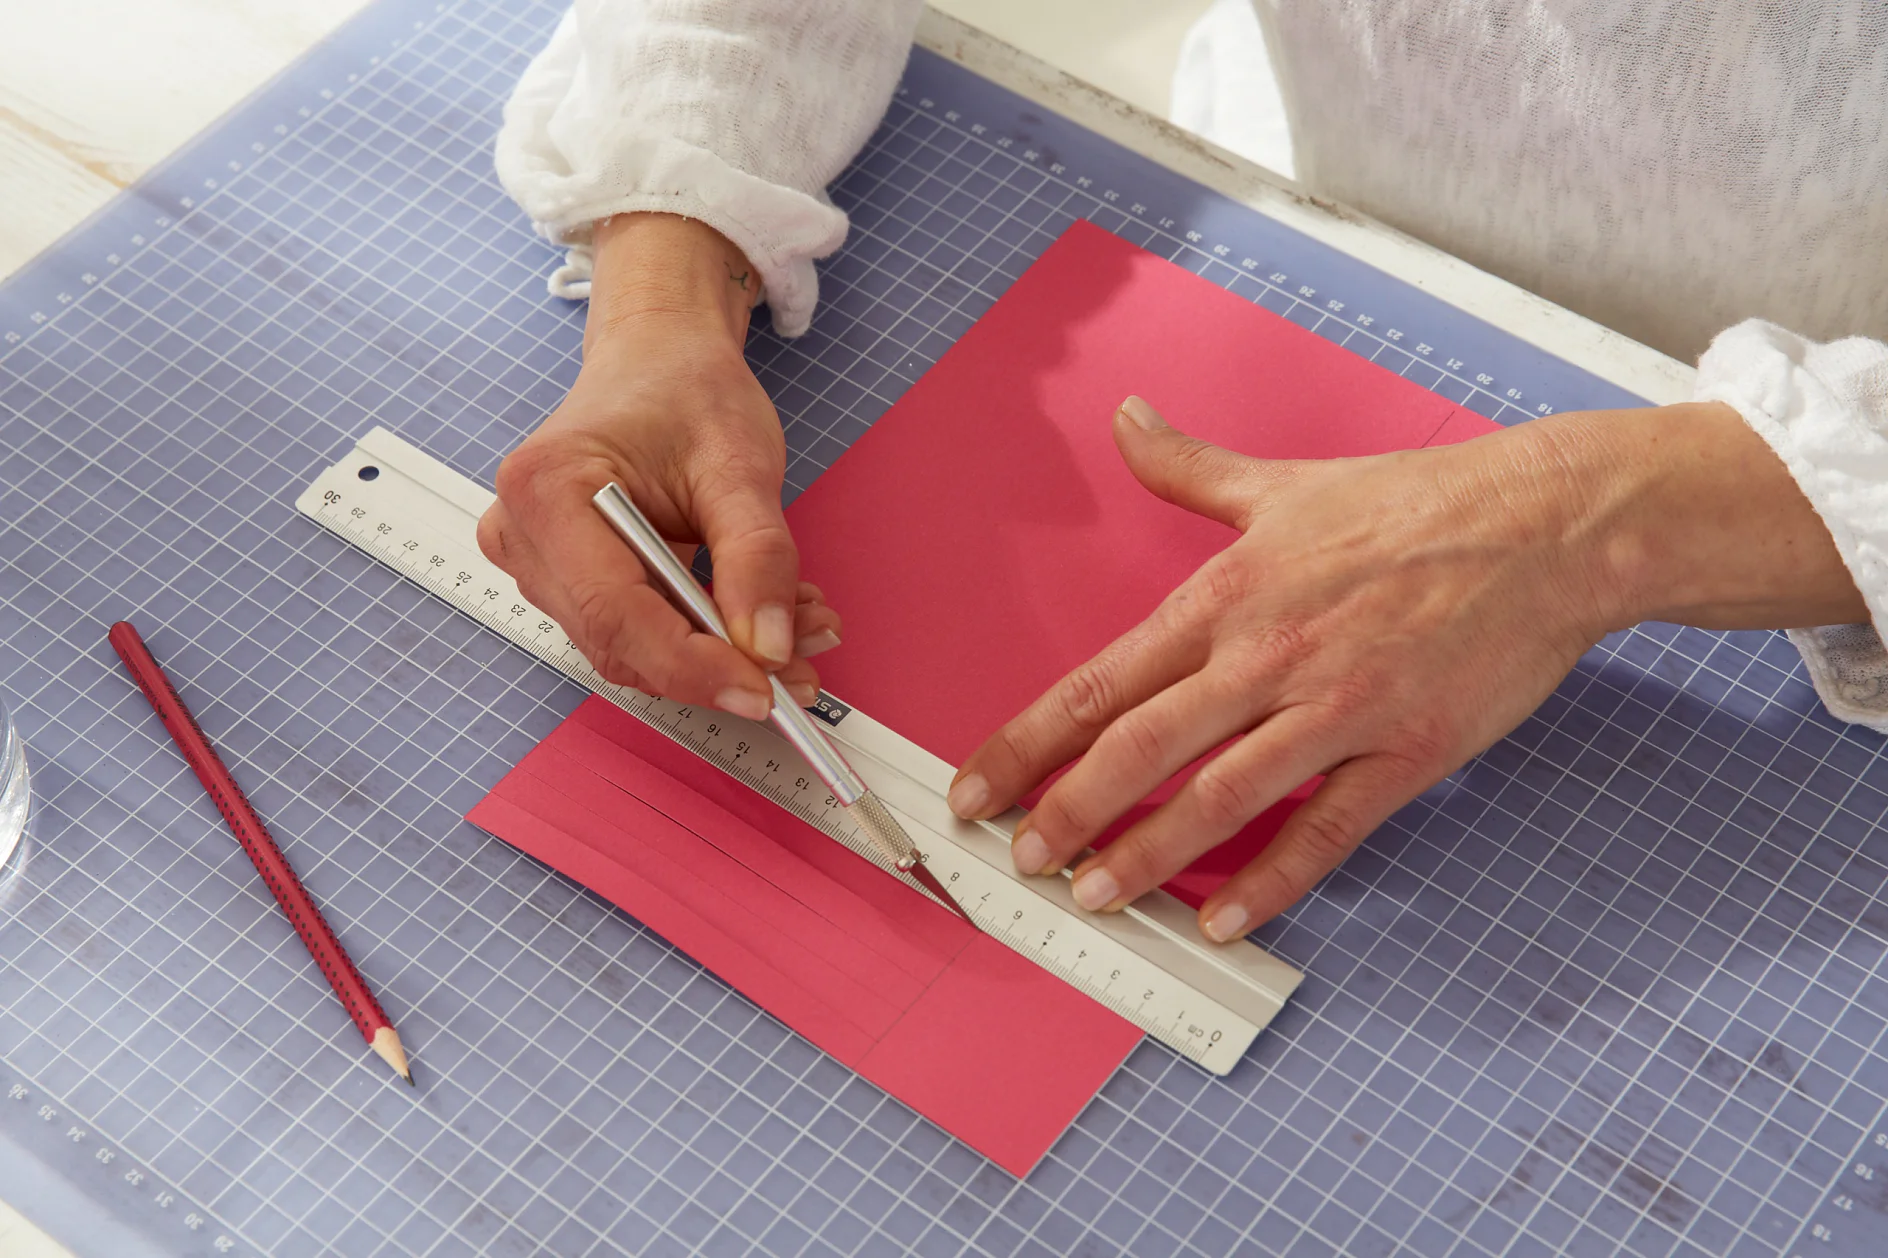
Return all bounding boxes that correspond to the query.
[785,219,1500,905]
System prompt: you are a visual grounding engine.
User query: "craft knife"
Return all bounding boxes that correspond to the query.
[591,482,978,926]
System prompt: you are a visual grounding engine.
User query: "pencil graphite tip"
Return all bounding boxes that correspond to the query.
[404,1067,416,1088]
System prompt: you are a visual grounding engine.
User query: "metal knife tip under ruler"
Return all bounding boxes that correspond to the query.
[590,482,977,926]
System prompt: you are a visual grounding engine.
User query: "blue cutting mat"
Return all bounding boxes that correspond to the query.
[2,1,1884,1255]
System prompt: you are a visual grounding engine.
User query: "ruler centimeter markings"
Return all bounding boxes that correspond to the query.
[297,428,1301,1075]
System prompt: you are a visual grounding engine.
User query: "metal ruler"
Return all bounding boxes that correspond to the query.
[297,427,1302,1075]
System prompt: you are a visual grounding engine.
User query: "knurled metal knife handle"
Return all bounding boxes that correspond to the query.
[592,482,868,808]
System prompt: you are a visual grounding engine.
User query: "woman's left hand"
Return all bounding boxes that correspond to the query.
[945,395,1865,942]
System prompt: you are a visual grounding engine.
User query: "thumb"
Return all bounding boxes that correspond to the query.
[696,475,802,670]
[1113,395,1298,530]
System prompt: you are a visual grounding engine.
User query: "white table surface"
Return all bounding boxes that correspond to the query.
[0,0,1206,289]
[0,0,375,283]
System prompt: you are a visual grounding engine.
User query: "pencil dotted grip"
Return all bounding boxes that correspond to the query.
[195,758,388,1039]
[108,622,393,1045]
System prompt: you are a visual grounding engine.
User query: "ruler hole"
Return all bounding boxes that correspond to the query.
[357,465,380,481]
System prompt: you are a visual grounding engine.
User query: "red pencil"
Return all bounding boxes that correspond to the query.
[107,621,413,1086]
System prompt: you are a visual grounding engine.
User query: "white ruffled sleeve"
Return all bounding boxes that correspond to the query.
[1695,319,1888,732]
[494,0,923,336]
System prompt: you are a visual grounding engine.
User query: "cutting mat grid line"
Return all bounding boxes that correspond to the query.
[3,0,1888,1255]
[0,287,1034,1254]
[0,44,1842,1254]
[1287,678,1876,1256]
[0,12,1163,1246]
[0,2,1857,1254]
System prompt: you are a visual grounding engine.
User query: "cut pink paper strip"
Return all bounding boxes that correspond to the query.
[786,219,1501,906]
[470,698,1144,1177]
[468,220,1504,1174]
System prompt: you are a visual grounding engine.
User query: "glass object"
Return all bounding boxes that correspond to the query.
[0,697,28,874]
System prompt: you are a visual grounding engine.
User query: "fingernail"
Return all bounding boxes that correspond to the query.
[752,604,793,667]
[1072,867,1120,912]
[714,687,772,722]
[947,773,991,819]
[1011,825,1050,876]
[1203,903,1249,942]
[796,628,841,659]
[1120,395,1165,430]
[787,681,818,708]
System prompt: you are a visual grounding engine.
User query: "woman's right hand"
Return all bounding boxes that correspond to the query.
[477,214,839,721]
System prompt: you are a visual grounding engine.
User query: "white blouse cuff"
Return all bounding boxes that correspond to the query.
[502,140,845,338]
[1694,318,1888,733]
[492,9,856,338]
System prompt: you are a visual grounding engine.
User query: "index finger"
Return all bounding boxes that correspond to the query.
[530,482,776,718]
[948,610,1209,820]
[1195,754,1420,938]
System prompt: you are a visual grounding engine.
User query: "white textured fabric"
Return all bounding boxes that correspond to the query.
[498,1,1888,730]
[1246,2,1888,366]
[1170,0,1295,179]
[1697,322,1888,732]
[494,0,923,336]
[1174,3,1888,729]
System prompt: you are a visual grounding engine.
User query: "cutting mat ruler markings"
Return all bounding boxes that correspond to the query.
[2,1072,236,1256]
[1792,1121,1888,1257]
[297,426,1301,1075]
